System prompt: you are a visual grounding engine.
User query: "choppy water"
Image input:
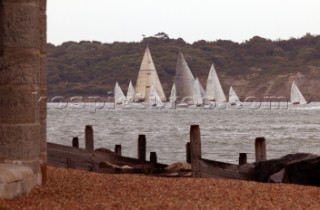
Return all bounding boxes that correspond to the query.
[47,102,320,164]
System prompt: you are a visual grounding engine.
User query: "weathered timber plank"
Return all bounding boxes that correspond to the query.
[47,155,93,169]
[198,159,255,180]
[47,142,167,170]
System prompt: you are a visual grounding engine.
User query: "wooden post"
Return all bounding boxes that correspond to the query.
[150,152,157,164]
[66,158,73,169]
[190,125,201,177]
[138,135,146,162]
[72,137,79,148]
[239,153,247,165]
[85,125,94,151]
[255,137,266,162]
[115,144,122,156]
[186,142,191,163]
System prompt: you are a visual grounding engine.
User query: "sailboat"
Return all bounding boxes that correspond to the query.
[126,81,135,103]
[193,78,203,107]
[290,81,307,105]
[114,82,126,105]
[174,52,196,106]
[169,83,176,103]
[148,85,164,108]
[205,64,226,104]
[134,47,166,103]
[228,86,242,106]
[197,77,206,99]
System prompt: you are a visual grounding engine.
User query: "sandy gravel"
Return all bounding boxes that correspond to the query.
[1,166,320,210]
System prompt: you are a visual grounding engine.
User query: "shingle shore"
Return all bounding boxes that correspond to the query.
[1,166,320,209]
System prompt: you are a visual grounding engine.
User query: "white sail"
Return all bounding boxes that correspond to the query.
[198,79,206,98]
[126,81,135,102]
[134,47,166,102]
[205,64,226,103]
[149,85,164,106]
[114,82,125,104]
[290,81,307,105]
[194,78,203,105]
[228,86,241,105]
[169,83,176,103]
[174,52,196,104]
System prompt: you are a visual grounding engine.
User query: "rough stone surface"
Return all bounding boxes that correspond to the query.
[39,55,47,86]
[2,2,39,48]
[4,159,42,175]
[0,50,40,85]
[0,163,41,199]
[0,86,40,123]
[0,124,40,160]
[39,13,46,54]
[0,0,46,194]
[0,12,3,57]
[39,122,47,161]
[39,0,46,11]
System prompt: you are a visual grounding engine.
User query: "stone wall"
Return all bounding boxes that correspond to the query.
[0,0,47,197]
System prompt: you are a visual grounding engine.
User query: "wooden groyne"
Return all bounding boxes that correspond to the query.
[47,126,168,174]
[47,124,320,186]
[188,125,320,186]
[189,125,254,180]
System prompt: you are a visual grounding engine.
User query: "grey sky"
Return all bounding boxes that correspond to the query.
[47,0,320,45]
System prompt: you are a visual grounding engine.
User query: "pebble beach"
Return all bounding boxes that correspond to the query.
[1,166,320,210]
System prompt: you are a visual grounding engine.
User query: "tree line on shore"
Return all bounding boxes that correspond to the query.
[48,33,320,98]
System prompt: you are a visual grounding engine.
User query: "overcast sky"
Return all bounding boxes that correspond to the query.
[47,0,320,45]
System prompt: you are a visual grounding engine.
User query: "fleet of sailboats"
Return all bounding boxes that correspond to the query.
[112,47,311,109]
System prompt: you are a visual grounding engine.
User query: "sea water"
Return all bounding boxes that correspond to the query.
[47,102,320,164]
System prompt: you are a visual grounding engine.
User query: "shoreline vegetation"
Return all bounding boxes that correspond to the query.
[48,33,320,101]
[1,166,320,209]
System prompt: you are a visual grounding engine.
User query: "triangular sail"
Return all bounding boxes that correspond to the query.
[194,78,203,105]
[291,81,307,105]
[126,81,135,102]
[174,52,196,104]
[114,82,125,104]
[229,86,241,105]
[134,47,166,102]
[169,83,176,103]
[149,85,164,106]
[205,64,226,103]
[198,79,206,98]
